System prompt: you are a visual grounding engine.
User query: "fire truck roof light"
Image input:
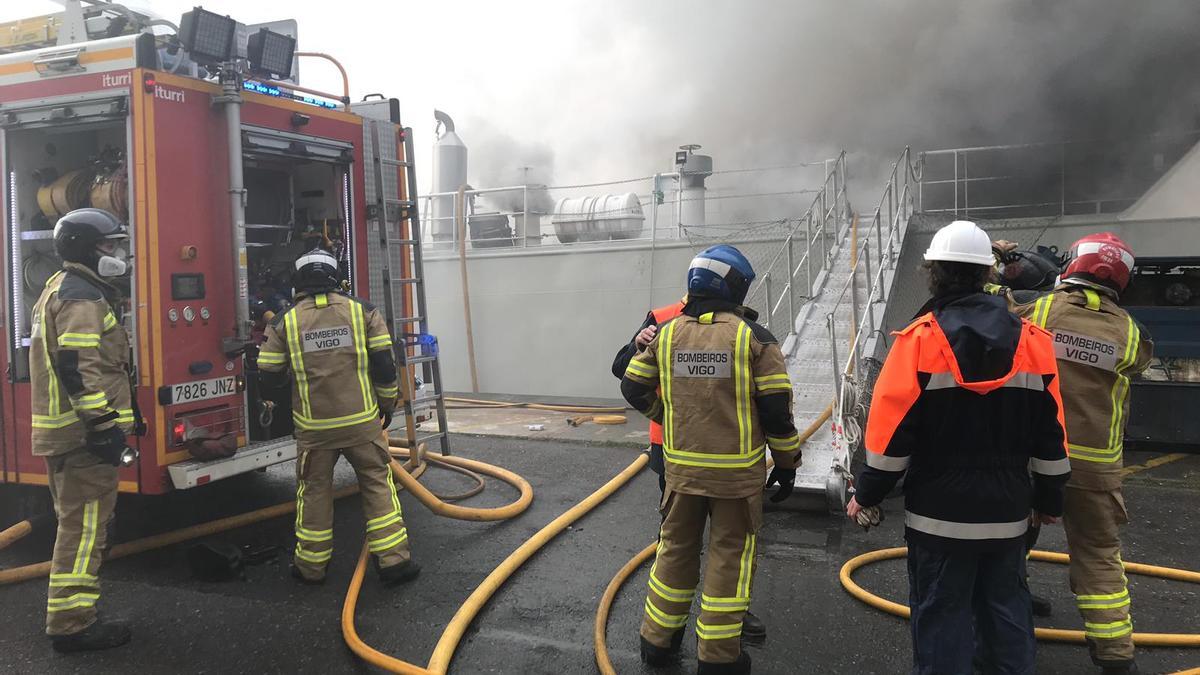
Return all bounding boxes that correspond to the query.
[247,28,296,80]
[178,7,237,66]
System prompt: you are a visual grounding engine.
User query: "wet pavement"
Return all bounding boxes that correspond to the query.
[1,431,1198,674]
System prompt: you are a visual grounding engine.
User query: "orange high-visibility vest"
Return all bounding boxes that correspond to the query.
[648,301,686,445]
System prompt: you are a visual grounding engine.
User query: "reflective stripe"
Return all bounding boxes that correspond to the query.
[700,594,751,613]
[73,500,99,575]
[625,359,657,380]
[368,528,409,553]
[292,405,380,431]
[924,371,1044,392]
[48,573,99,589]
[257,351,287,365]
[698,312,715,324]
[663,444,765,469]
[1104,316,1138,457]
[58,332,101,348]
[753,373,790,386]
[349,302,374,416]
[648,570,695,604]
[374,385,399,399]
[644,598,689,629]
[47,592,100,612]
[367,334,392,349]
[40,306,62,419]
[115,409,135,425]
[1068,443,1122,463]
[659,319,677,451]
[366,510,403,533]
[766,433,800,452]
[103,312,118,331]
[735,532,756,599]
[75,392,109,410]
[314,293,329,308]
[866,452,911,472]
[734,323,752,457]
[1030,456,1071,475]
[755,381,792,393]
[1085,618,1133,639]
[32,411,79,429]
[294,544,333,564]
[904,511,1028,540]
[1032,294,1054,328]
[695,620,743,641]
[285,312,312,419]
[1077,589,1130,610]
[296,526,333,543]
[1083,288,1102,311]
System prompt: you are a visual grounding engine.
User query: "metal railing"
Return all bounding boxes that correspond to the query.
[743,151,848,332]
[824,146,917,479]
[916,131,1200,219]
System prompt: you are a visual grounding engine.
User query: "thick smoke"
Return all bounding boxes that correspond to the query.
[460,1,1200,206]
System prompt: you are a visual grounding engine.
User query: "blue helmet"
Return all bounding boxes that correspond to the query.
[686,245,756,304]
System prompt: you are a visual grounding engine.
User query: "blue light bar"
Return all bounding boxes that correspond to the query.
[243,80,338,110]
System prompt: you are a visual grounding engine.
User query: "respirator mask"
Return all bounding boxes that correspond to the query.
[96,245,129,278]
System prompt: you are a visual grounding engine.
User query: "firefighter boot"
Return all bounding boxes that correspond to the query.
[50,618,131,653]
[1088,640,1139,674]
[697,651,751,675]
[742,610,766,643]
[290,563,325,585]
[639,630,684,667]
[376,558,421,587]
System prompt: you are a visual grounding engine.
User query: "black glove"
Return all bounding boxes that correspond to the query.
[765,466,796,503]
[87,426,130,466]
[380,410,393,430]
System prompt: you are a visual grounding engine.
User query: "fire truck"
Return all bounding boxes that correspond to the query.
[0,3,441,497]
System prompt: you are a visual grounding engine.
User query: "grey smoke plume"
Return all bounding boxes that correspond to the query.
[460,118,557,214]
[460,1,1200,206]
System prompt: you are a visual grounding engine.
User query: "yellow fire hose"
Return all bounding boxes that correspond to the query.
[342,451,649,674]
[840,547,1200,647]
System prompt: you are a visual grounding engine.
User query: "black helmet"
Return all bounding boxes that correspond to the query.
[293,248,339,294]
[53,208,127,270]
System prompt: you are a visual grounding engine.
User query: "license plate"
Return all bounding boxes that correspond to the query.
[168,376,238,405]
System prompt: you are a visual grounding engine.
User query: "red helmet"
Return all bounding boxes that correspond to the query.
[1063,232,1134,293]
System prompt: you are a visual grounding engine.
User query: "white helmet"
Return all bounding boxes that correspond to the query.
[924,220,994,266]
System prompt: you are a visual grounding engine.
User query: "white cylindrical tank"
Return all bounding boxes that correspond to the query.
[432,110,467,243]
[551,193,645,243]
[678,152,712,229]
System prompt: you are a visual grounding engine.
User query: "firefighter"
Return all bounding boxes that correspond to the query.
[995,233,1152,675]
[621,245,801,675]
[257,249,419,586]
[847,220,1070,674]
[32,208,136,652]
[612,294,770,644]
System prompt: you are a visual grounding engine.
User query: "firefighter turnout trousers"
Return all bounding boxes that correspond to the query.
[641,490,761,664]
[292,436,410,580]
[1063,486,1134,660]
[44,448,117,636]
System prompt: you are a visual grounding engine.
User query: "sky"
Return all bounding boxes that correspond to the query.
[5,1,1200,213]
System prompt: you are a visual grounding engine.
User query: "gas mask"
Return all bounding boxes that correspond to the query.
[96,246,129,278]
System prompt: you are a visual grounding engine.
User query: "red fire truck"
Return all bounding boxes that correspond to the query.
[0,4,436,496]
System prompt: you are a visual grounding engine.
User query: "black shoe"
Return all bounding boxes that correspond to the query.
[378,560,421,587]
[697,651,751,675]
[50,619,131,653]
[1098,660,1139,674]
[1031,593,1052,617]
[639,631,684,667]
[741,610,766,644]
[290,564,325,585]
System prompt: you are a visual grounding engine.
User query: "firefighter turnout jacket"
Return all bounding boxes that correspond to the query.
[854,293,1070,551]
[1007,284,1153,490]
[258,292,399,450]
[620,298,801,498]
[31,263,134,455]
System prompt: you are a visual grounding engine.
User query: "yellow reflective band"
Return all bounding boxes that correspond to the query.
[73,500,99,576]
[755,380,792,393]
[386,461,403,515]
[374,384,399,396]
[664,445,765,469]
[695,620,743,641]
[366,510,403,533]
[32,411,80,429]
[1084,618,1133,639]
[659,319,677,451]
[1106,316,1138,454]
[698,312,715,324]
[368,528,409,553]
[48,573,99,589]
[46,592,100,612]
[644,598,689,629]
[648,571,695,604]
[1033,294,1054,328]
[292,405,381,431]
[58,332,101,348]
[367,334,392,349]
[285,312,312,419]
[625,359,657,380]
[736,532,756,599]
[767,434,801,452]
[115,410,135,425]
[40,308,62,417]
[700,594,751,613]
[753,373,790,385]
[103,313,118,331]
[257,351,286,365]
[76,392,110,410]
[315,293,329,308]
[734,323,751,456]
[350,302,374,416]
[296,526,333,543]
[294,544,333,564]
[1083,289,1102,311]
[1077,594,1131,610]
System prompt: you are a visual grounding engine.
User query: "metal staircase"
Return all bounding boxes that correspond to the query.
[747,147,917,511]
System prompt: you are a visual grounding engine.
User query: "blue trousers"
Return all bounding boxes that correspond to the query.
[907,540,1035,675]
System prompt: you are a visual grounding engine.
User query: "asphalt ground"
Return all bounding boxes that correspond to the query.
[1,439,1198,675]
